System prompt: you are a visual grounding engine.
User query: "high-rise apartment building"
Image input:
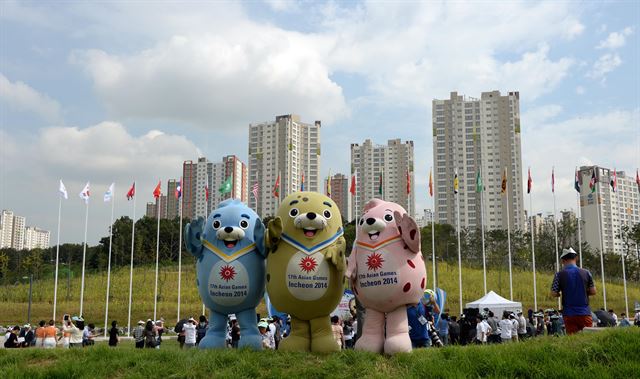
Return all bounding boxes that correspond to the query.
[329,173,350,223]
[0,210,15,249]
[166,179,180,220]
[145,202,157,218]
[248,115,321,217]
[579,166,639,255]
[350,139,415,220]
[432,91,524,231]
[183,155,248,220]
[24,227,50,250]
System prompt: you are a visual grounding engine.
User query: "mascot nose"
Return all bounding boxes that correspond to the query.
[224,226,234,233]
[366,218,376,225]
[306,212,317,220]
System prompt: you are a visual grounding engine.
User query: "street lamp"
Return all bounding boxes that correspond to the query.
[22,275,33,324]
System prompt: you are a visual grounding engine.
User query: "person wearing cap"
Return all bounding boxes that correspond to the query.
[133,321,145,349]
[183,318,197,349]
[550,247,596,334]
[68,317,84,348]
[258,321,274,349]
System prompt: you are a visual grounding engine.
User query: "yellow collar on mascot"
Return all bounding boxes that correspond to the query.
[281,227,344,255]
[355,234,402,252]
[202,239,256,263]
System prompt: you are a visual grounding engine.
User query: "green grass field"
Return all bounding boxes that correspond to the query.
[2,261,639,326]
[1,329,639,378]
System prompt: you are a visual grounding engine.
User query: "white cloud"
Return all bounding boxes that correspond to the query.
[0,73,63,123]
[263,0,299,12]
[596,27,634,49]
[0,122,201,243]
[576,86,585,95]
[521,104,563,126]
[587,53,622,82]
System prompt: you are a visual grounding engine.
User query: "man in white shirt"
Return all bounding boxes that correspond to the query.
[475,315,490,344]
[509,313,519,342]
[499,312,512,343]
[517,310,527,340]
[183,318,197,349]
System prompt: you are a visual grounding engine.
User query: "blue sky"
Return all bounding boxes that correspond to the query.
[1,0,639,244]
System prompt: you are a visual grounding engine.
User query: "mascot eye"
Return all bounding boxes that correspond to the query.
[289,208,299,217]
[384,214,393,222]
[212,220,221,230]
[323,210,332,219]
[239,220,249,229]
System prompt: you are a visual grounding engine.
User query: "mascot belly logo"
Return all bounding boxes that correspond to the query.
[266,191,346,352]
[346,198,426,355]
[184,199,266,350]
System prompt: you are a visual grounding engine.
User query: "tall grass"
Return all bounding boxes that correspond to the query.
[0,329,638,378]
[2,261,638,326]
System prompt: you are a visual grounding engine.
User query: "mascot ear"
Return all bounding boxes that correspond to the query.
[254,218,266,257]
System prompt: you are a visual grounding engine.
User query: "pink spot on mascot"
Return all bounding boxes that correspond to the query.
[346,198,426,354]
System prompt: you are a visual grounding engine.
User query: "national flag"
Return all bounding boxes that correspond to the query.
[636,169,640,194]
[251,182,259,200]
[219,176,232,195]
[406,169,411,195]
[300,171,305,191]
[551,167,555,193]
[175,179,182,199]
[126,182,136,200]
[453,170,459,194]
[104,183,115,202]
[476,170,484,193]
[589,168,598,193]
[204,184,210,201]
[153,180,162,198]
[574,168,581,193]
[326,176,332,196]
[79,182,90,204]
[58,180,68,199]
[500,168,507,195]
[349,171,356,196]
[272,173,280,198]
[378,170,383,196]
[527,167,532,194]
[428,168,433,197]
[610,169,617,193]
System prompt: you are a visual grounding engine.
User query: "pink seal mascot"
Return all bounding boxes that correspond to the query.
[346,198,426,354]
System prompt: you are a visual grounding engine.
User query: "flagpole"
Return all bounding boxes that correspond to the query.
[127,184,136,337]
[177,191,183,323]
[576,169,583,268]
[53,194,62,322]
[480,172,487,295]
[552,167,560,309]
[104,186,115,337]
[79,199,89,316]
[203,174,209,317]
[506,168,513,301]
[595,171,607,310]
[529,186,537,311]
[612,175,628,317]
[153,188,161,322]
[431,167,436,291]
[455,168,463,315]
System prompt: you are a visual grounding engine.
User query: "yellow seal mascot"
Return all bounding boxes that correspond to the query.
[265,191,346,352]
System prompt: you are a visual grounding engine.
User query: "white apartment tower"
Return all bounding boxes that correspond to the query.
[0,210,28,250]
[432,91,524,231]
[579,166,640,255]
[24,227,50,250]
[350,139,415,220]
[248,115,321,218]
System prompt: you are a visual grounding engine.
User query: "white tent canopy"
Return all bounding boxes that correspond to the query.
[465,291,522,316]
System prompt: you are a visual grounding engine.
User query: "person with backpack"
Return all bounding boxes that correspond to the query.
[196,315,208,346]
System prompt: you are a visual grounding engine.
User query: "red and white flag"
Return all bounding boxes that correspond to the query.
[610,169,617,193]
[406,169,411,195]
[126,182,136,200]
[79,182,90,204]
[636,169,640,194]
[251,182,259,200]
[349,171,356,196]
[527,167,532,194]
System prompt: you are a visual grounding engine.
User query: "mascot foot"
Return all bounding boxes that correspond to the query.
[310,332,340,353]
[383,333,412,355]
[198,332,227,349]
[355,333,384,353]
[238,334,262,350]
[278,334,310,352]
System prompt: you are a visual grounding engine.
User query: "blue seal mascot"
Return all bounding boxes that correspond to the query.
[184,199,266,349]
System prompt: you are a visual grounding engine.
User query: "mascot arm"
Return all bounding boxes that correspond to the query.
[394,211,421,254]
[345,244,357,279]
[324,236,346,273]
[184,217,205,258]
[265,217,283,252]
[254,219,267,258]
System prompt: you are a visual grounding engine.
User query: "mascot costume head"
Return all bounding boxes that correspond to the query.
[184,199,266,349]
[345,198,425,354]
[265,191,346,352]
